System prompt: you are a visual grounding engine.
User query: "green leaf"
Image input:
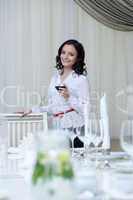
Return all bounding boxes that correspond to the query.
[60,161,74,179]
[32,162,45,184]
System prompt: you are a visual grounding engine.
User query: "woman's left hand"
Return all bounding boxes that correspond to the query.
[59,85,70,100]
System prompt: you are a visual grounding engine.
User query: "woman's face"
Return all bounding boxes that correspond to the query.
[60,44,78,69]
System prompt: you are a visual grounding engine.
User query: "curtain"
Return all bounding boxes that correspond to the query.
[0,0,79,112]
[74,0,133,31]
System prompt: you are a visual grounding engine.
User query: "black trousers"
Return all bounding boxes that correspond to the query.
[69,126,84,148]
[69,136,84,148]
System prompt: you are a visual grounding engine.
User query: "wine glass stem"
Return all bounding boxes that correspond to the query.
[71,138,75,157]
[95,145,99,167]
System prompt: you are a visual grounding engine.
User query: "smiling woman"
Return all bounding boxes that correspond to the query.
[22,39,90,148]
[60,44,78,70]
[56,39,87,76]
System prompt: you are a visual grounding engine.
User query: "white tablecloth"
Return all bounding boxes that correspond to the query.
[0,151,131,200]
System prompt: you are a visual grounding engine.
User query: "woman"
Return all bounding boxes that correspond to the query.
[23,39,90,147]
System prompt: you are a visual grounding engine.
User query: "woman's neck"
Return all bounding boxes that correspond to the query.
[60,68,73,83]
[63,68,73,75]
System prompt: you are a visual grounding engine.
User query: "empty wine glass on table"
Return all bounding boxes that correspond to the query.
[68,128,85,158]
[84,93,110,164]
[75,126,85,144]
[103,120,133,200]
[84,101,104,153]
[71,126,85,157]
[0,117,8,170]
[87,119,104,164]
[84,109,104,165]
[120,119,133,164]
[69,128,77,157]
[91,119,103,145]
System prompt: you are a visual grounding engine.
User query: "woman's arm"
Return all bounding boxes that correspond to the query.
[67,76,90,114]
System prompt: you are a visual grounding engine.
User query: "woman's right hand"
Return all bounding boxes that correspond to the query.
[21,109,32,117]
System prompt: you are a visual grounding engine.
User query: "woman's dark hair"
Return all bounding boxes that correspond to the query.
[55,39,87,75]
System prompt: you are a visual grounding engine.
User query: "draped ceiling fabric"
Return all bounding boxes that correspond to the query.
[74,0,133,31]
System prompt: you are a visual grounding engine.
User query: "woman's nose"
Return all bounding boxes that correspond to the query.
[63,53,69,59]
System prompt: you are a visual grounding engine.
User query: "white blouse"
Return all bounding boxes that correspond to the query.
[32,70,90,128]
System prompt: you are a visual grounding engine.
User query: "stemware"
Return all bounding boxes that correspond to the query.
[92,119,104,149]
[103,165,133,199]
[88,119,104,163]
[84,92,110,160]
[69,128,77,156]
[84,100,105,166]
[0,117,8,167]
[39,85,48,106]
[75,126,84,144]
[120,119,133,161]
[84,118,104,151]
[70,126,85,157]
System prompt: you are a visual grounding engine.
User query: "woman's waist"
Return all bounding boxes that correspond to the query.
[53,108,75,117]
[51,104,73,113]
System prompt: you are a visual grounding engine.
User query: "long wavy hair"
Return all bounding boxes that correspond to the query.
[55,39,87,75]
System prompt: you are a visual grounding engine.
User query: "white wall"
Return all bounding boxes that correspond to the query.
[0,0,133,138]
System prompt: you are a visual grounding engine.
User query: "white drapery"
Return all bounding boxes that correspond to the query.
[0,0,133,138]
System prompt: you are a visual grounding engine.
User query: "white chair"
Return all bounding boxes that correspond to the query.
[1,113,48,147]
[100,93,110,150]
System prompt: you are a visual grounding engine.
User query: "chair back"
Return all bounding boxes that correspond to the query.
[0,113,48,147]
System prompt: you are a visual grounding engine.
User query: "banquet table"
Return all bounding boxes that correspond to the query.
[0,150,131,200]
[0,156,32,200]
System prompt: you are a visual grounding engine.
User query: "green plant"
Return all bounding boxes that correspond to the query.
[32,151,74,184]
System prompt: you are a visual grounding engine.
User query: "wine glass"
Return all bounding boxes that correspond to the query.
[120,120,133,162]
[89,119,104,164]
[70,126,85,157]
[39,85,48,106]
[0,117,8,169]
[84,117,104,150]
[75,126,85,144]
[103,167,133,200]
[103,121,133,200]
[92,119,104,148]
[69,127,78,157]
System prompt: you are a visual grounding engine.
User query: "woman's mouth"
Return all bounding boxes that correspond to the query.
[62,59,70,63]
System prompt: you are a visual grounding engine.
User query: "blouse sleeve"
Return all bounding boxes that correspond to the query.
[31,105,50,113]
[68,76,90,114]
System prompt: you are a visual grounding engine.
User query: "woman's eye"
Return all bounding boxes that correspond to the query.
[61,51,75,57]
[69,53,74,56]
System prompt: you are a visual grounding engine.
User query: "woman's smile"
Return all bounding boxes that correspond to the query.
[60,44,77,69]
